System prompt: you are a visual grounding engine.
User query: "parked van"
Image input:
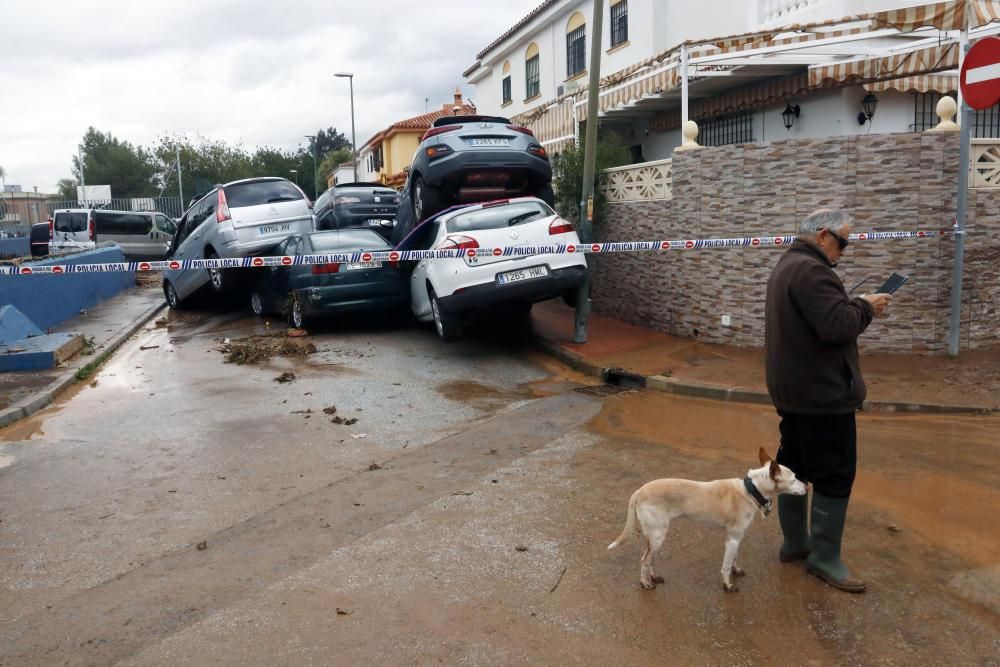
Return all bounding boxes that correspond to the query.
[49,208,96,253]
[93,210,175,259]
[49,208,175,259]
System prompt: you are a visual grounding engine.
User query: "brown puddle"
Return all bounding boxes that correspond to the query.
[435,381,526,404]
[587,390,1000,567]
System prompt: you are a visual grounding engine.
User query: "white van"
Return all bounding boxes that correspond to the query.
[49,209,96,253]
[93,210,175,259]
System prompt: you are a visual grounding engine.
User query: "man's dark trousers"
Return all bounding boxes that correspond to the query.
[775,411,857,498]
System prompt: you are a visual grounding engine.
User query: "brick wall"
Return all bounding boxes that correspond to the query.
[591,131,999,354]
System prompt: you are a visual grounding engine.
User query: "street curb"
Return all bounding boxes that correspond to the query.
[0,297,167,429]
[530,336,995,416]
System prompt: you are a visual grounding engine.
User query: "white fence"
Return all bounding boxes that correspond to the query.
[971,139,1000,189]
[601,159,673,202]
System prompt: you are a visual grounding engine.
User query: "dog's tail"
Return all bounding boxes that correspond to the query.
[607,489,641,550]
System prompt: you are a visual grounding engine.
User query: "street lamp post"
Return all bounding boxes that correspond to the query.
[290,169,299,188]
[334,72,358,182]
[304,134,317,199]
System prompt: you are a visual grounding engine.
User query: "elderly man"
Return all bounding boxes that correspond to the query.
[765,209,891,593]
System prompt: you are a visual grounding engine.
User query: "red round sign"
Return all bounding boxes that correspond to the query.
[389,251,400,261]
[139,262,150,271]
[492,248,502,256]
[751,238,761,246]
[280,256,292,265]
[362,252,372,262]
[253,257,264,267]
[591,244,600,252]
[567,244,576,253]
[53,266,63,273]
[962,37,1000,110]
[684,240,694,249]
[467,249,476,257]
[169,261,180,269]
[21,267,32,274]
[661,241,670,250]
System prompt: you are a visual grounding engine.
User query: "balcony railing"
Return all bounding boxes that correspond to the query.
[601,159,673,202]
[757,0,825,25]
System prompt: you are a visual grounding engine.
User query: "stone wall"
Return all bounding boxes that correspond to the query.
[591,131,999,354]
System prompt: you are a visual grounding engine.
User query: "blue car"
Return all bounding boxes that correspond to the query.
[249,229,409,328]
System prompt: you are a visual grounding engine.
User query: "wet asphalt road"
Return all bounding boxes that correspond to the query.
[0,300,998,665]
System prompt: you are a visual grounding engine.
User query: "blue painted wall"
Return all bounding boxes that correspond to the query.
[0,247,136,331]
[0,238,30,258]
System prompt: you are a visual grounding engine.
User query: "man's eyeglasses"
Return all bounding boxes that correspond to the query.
[821,228,849,251]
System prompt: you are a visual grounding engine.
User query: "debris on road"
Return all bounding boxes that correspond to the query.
[515,545,528,552]
[221,334,317,365]
[274,372,296,384]
[351,433,367,439]
[196,541,207,551]
[550,566,567,593]
[336,607,352,616]
[331,416,358,425]
[323,406,337,415]
[292,409,313,415]
[287,329,309,338]
[367,462,382,471]
[888,524,902,533]
[139,345,160,351]
[452,491,474,496]
[154,318,168,328]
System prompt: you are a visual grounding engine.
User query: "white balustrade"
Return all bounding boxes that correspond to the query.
[601,159,673,202]
[971,139,1000,189]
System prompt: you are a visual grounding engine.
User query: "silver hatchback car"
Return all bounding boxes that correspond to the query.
[163,177,314,307]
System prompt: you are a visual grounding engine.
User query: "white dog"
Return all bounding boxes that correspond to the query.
[608,447,807,592]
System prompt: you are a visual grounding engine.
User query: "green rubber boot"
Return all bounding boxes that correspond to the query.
[806,493,866,593]
[778,494,810,563]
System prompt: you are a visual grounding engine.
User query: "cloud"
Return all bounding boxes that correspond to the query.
[0,0,541,192]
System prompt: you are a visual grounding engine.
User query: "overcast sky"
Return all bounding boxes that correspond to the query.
[0,0,541,192]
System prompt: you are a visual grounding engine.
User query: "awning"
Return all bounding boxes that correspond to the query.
[809,42,958,87]
[510,100,577,154]
[692,74,813,119]
[863,73,958,92]
[872,0,1000,32]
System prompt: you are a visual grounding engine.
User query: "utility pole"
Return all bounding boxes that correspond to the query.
[335,72,358,182]
[305,134,317,198]
[176,145,184,213]
[78,147,87,206]
[574,0,604,344]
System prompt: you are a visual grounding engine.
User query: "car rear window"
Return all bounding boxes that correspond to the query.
[309,230,389,251]
[336,187,398,197]
[224,180,303,207]
[54,212,88,233]
[445,201,553,233]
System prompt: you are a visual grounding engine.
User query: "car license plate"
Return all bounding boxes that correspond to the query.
[497,265,548,285]
[345,261,382,271]
[258,223,291,235]
[367,219,390,227]
[468,138,510,146]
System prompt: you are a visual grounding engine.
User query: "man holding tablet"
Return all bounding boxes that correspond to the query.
[765,209,892,593]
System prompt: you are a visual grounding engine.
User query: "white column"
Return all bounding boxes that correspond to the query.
[681,43,689,127]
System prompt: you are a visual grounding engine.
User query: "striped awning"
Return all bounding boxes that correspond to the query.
[863,73,958,92]
[809,42,958,87]
[511,100,577,154]
[872,0,1000,31]
[693,74,813,119]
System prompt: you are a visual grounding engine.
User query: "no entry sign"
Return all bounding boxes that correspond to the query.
[961,36,1000,110]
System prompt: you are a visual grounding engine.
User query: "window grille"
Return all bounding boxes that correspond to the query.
[567,26,586,76]
[502,76,512,104]
[611,1,628,47]
[526,55,540,99]
[914,91,1000,137]
[699,112,754,146]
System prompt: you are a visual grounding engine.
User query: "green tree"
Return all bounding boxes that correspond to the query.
[153,134,254,203]
[55,178,78,201]
[551,130,630,227]
[316,148,352,195]
[311,127,351,160]
[73,127,159,199]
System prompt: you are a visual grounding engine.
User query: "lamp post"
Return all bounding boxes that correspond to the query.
[290,169,299,188]
[304,134,317,198]
[334,72,358,182]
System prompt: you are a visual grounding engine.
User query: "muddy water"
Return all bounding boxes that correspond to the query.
[588,392,1000,567]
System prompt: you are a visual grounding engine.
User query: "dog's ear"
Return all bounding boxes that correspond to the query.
[758,447,771,466]
[769,460,780,480]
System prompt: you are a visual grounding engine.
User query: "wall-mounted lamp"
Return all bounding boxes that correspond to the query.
[857,92,878,125]
[782,104,800,130]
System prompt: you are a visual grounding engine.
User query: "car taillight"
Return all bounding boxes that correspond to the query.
[506,125,535,137]
[312,262,340,274]
[89,213,95,241]
[217,189,232,223]
[549,218,574,235]
[334,196,361,205]
[420,125,461,142]
[528,143,548,158]
[48,219,54,239]
[425,145,453,159]
[437,235,480,251]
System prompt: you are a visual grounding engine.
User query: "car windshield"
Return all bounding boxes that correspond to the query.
[445,201,552,233]
[224,180,303,207]
[309,230,389,251]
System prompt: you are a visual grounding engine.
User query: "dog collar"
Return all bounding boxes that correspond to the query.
[743,477,772,516]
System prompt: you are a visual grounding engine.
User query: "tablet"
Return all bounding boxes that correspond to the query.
[876,272,908,294]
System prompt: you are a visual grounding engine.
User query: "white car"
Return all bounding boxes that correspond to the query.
[404,197,588,340]
[163,177,315,308]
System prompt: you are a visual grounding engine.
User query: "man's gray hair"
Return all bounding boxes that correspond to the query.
[798,209,851,238]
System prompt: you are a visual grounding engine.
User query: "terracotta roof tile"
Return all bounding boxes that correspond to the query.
[390,104,479,129]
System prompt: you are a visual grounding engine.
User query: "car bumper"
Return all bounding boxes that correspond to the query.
[437,264,587,313]
[421,150,551,187]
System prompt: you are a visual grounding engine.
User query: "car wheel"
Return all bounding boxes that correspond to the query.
[206,251,227,294]
[413,176,444,222]
[536,183,555,207]
[164,281,184,310]
[250,290,265,317]
[429,287,461,342]
[288,293,308,329]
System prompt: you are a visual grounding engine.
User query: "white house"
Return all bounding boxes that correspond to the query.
[463,0,1000,161]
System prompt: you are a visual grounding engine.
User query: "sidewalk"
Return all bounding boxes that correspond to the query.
[530,301,1000,414]
[0,285,165,428]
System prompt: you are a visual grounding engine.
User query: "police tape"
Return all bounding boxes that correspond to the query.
[0,229,959,275]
